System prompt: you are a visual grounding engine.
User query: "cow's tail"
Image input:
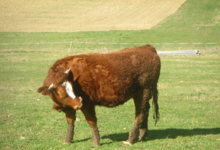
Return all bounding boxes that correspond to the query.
[152,84,160,125]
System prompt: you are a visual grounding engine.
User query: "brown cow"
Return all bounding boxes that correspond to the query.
[37,44,161,146]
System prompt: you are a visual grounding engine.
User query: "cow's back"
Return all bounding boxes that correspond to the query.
[72,45,160,107]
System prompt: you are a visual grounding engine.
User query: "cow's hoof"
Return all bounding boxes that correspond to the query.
[93,142,100,147]
[62,141,71,144]
[93,144,100,147]
[122,141,132,146]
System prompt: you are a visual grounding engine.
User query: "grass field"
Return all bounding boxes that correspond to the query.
[0,0,220,149]
[0,47,220,150]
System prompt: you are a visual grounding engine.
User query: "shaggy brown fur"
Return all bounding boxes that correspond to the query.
[38,44,161,146]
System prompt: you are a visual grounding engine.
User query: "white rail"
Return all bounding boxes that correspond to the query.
[157,50,202,55]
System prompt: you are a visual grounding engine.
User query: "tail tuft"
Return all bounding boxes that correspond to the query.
[152,85,160,125]
[153,105,160,125]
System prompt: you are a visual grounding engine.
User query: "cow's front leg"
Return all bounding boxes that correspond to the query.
[81,104,100,146]
[63,108,76,144]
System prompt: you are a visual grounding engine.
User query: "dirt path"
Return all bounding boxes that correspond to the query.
[0,0,186,32]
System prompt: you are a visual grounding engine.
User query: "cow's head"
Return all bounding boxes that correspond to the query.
[38,68,83,110]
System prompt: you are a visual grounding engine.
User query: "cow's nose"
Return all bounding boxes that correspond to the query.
[74,104,83,110]
[78,103,83,109]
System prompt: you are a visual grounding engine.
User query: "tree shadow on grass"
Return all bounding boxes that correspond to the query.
[102,128,220,143]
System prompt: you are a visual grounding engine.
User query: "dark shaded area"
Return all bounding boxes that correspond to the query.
[74,138,91,143]
[73,128,220,145]
[101,128,220,143]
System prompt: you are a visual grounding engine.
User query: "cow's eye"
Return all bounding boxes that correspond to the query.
[56,87,67,98]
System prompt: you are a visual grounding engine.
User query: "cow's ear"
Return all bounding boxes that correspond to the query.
[37,86,50,95]
[73,72,80,81]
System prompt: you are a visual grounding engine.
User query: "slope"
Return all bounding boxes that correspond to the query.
[0,0,185,32]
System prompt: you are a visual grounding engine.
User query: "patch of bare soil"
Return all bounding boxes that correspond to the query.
[0,0,186,32]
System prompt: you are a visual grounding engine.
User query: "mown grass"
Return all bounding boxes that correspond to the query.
[0,46,220,150]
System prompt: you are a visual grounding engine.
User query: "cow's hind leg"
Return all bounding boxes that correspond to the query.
[138,102,150,141]
[123,88,152,145]
[81,103,100,146]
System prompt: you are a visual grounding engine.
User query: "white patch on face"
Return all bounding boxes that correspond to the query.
[62,81,76,99]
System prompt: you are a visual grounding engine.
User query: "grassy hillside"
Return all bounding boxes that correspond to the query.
[0,0,219,50]
[144,0,220,44]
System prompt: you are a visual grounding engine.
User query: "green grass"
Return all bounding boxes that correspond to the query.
[1,0,220,149]
[0,48,220,150]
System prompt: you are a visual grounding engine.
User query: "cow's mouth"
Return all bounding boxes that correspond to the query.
[74,103,83,110]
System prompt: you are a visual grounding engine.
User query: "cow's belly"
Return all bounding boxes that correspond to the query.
[94,79,136,107]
